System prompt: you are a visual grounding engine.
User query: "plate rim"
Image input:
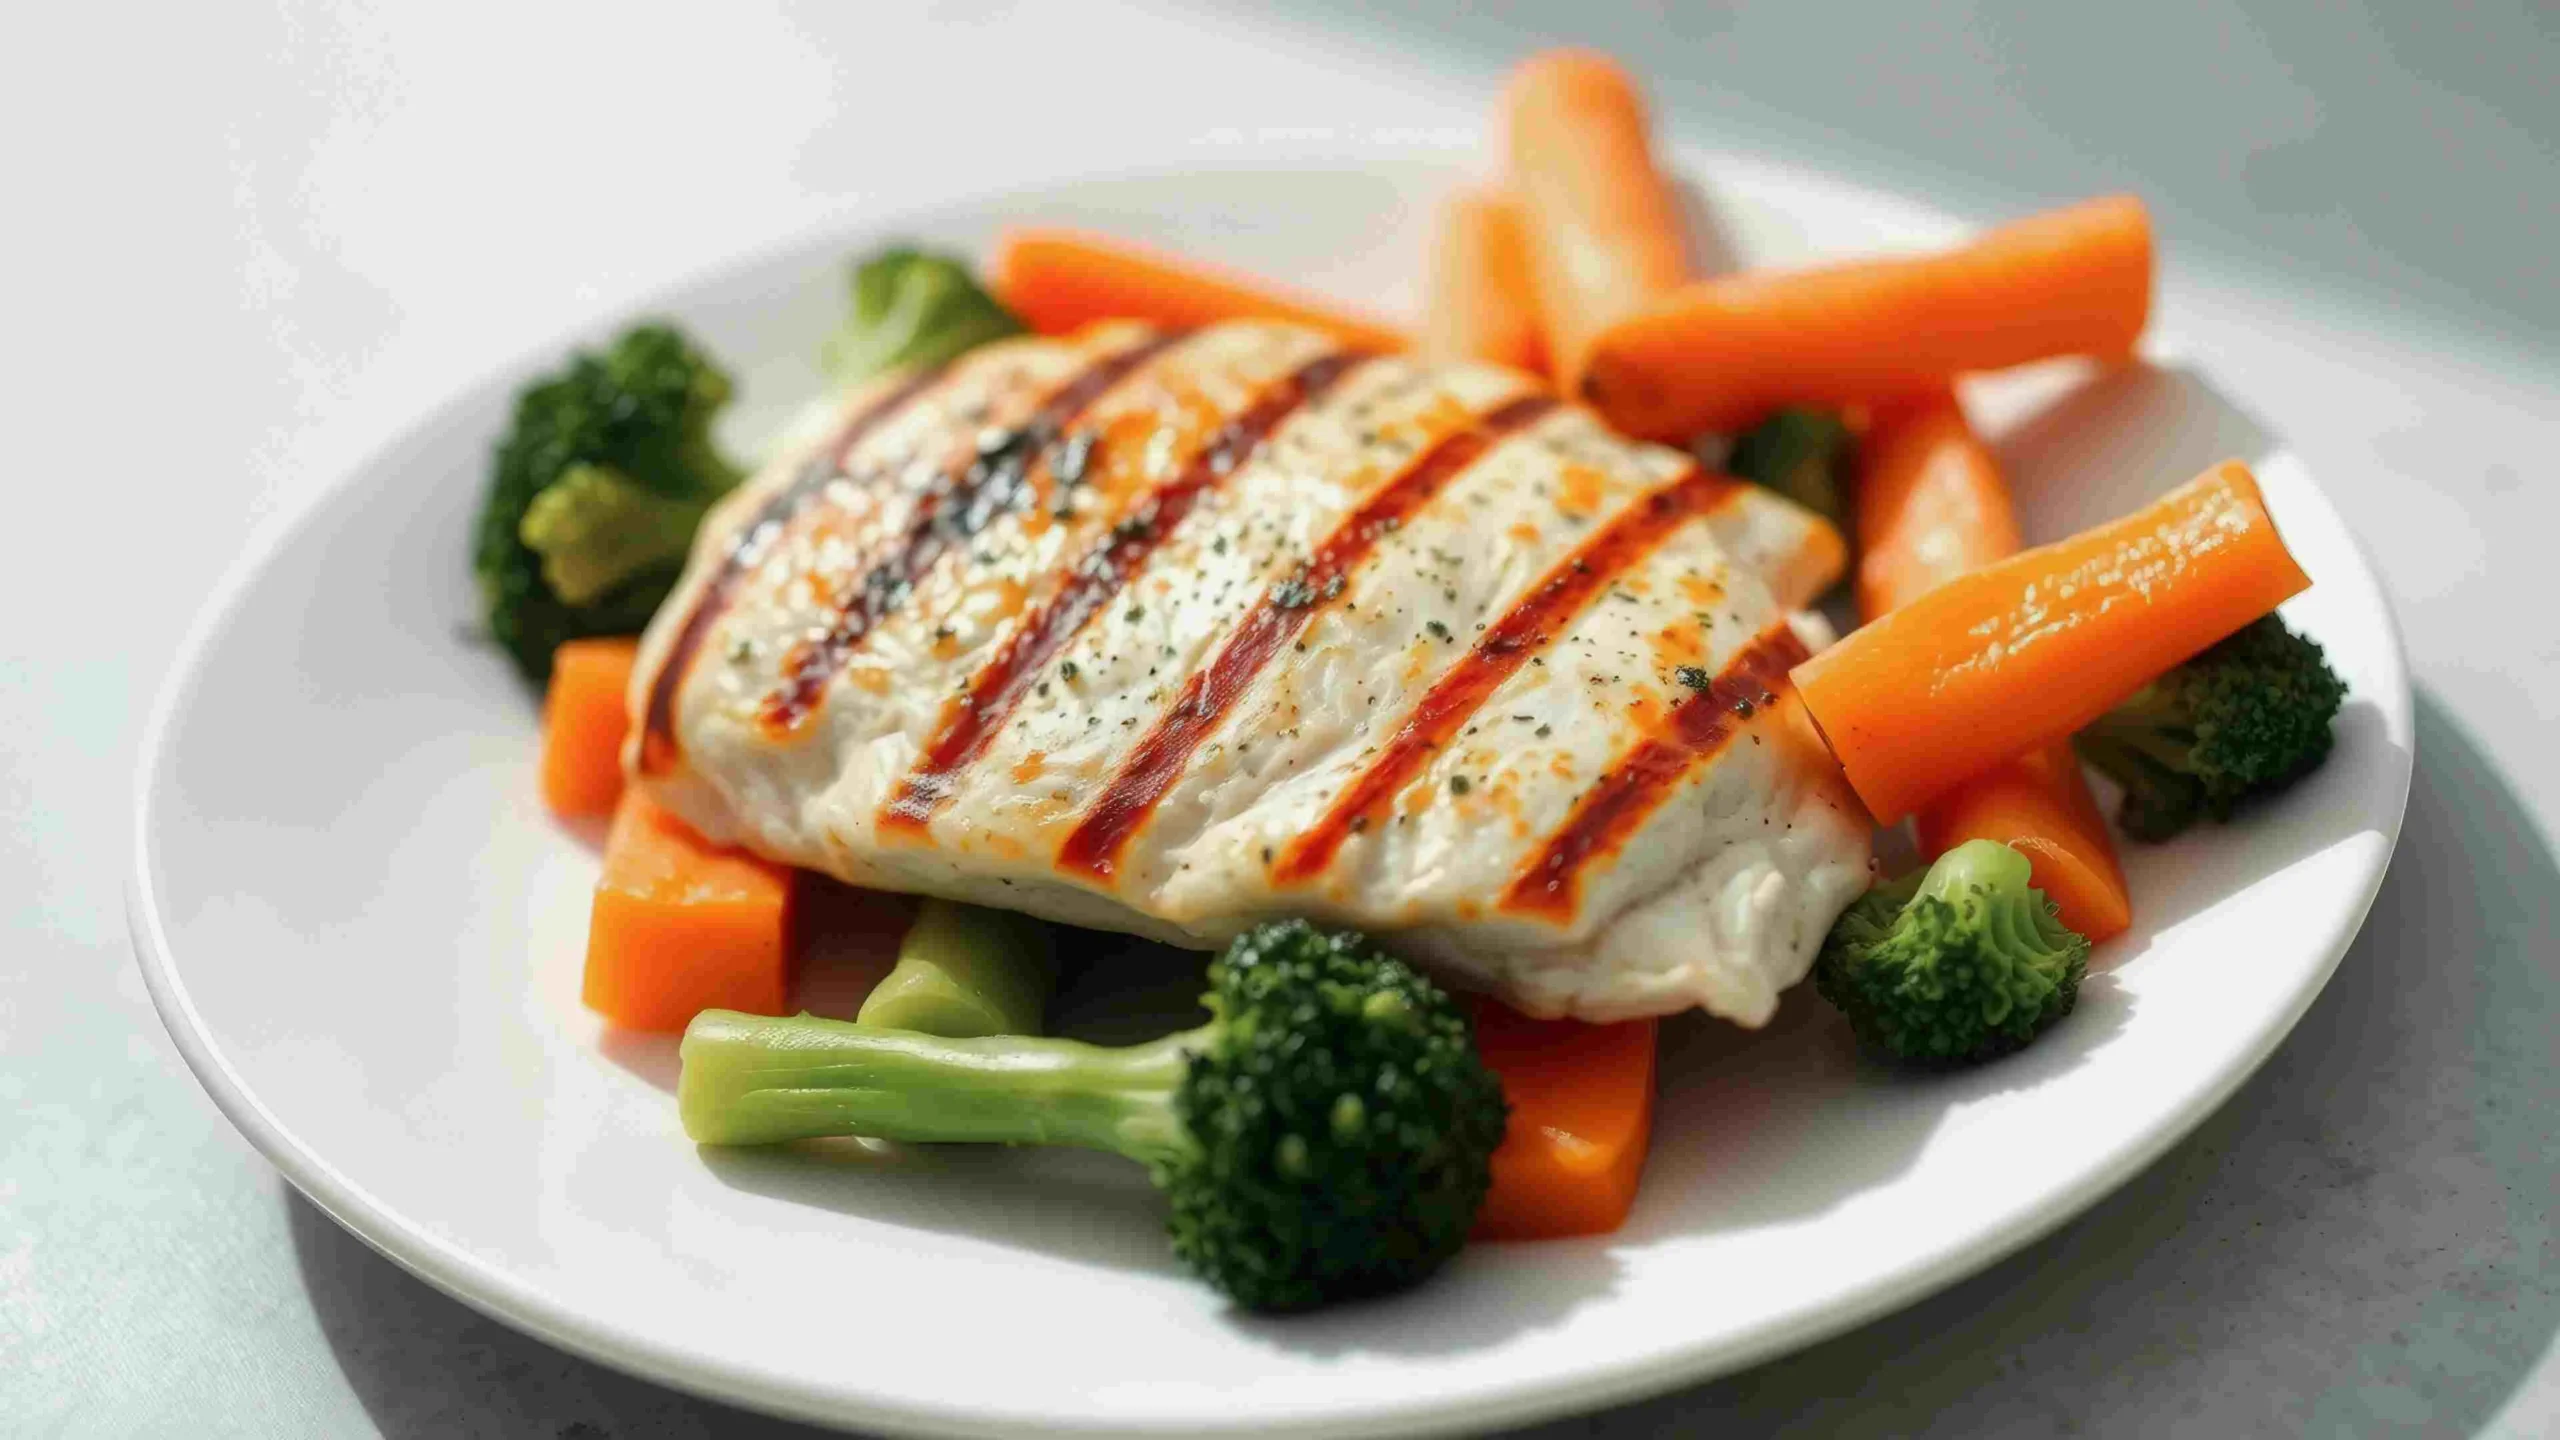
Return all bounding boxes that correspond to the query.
[128,159,2417,1439]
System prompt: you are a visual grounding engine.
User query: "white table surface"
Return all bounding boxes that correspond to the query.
[7,2,2555,1435]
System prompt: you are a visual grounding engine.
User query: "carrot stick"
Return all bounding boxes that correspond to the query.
[1421,188,1546,373]
[1917,744,2132,941]
[1470,1000,1657,1241]
[1502,50,1693,393]
[539,637,639,818]
[1854,393,2128,938]
[1794,459,2309,824]
[1582,195,2153,440]
[1853,391,2022,619]
[582,791,797,1032]
[991,228,1408,352]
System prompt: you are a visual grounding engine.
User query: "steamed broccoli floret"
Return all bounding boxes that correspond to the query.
[822,247,1025,386]
[679,919,1507,1312]
[1728,407,1854,529]
[472,323,743,683]
[1814,839,2091,1064]
[2072,614,2346,842]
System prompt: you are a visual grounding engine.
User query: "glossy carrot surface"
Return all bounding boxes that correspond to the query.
[1796,459,2309,823]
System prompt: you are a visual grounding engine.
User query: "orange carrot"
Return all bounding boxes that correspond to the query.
[1582,195,2153,440]
[582,790,797,1032]
[1853,391,2023,619]
[1794,459,2309,824]
[1917,744,2132,941]
[1502,50,1693,393]
[1422,188,1546,373]
[1854,393,2129,938]
[539,637,639,818]
[991,228,1409,352]
[1470,1000,1657,1241]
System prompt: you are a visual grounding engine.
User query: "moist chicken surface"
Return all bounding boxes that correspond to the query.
[629,321,1870,1023]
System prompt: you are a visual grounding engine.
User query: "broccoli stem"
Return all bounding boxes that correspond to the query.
[679,1009,1200,1163]
[856,899,1056,1038]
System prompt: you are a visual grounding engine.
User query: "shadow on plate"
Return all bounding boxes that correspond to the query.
[1495,689,2560,1438]
[286,1190,832,1439]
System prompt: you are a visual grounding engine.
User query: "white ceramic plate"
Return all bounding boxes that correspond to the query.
[131,158,2412,1438]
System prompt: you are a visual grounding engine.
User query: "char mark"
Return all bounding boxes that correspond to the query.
[637,362,952,775]
[1273,462,1748,885]
[880,349,1376,835]
[758,332,1189,737]
[1056,391,1560,881]
[1500,621,1812,920]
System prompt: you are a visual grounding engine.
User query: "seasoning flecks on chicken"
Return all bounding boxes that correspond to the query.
[629,322,1869,1023]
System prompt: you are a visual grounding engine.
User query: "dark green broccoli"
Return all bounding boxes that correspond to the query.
[1727,407,1854,529]
[2072,614,2346,842]
[472,323,744,684]
[1814,839,2090,1065]
[679,919,1507,1312]
[823,247,1025,386]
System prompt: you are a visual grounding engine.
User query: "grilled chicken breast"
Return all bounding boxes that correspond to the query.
[629,321,1871,1023]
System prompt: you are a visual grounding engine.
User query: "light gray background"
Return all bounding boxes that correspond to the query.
[7,2,2555,1435]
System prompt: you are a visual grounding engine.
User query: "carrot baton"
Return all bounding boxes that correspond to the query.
[539,637,639,819]
[1502,50,1693,393]
[1794,458,2309,824]
[1422,188,1546,373]
[1916,743,2131,941]
[991,228,1408,352]
[1469,1000,1658,1241]
[583,791,798,1032]
[1852,391,2128,939]
[1852,391,2022,620]
[1582,195,2153,441]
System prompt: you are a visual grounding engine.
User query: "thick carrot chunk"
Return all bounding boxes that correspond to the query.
[1471,1000,1658,1241]
[539,637,639,818]
[582,791,796,1032]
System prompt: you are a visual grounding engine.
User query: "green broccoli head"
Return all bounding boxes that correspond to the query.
[823,247,1026,386]
[677,919,1506,1312]
[1162,919,1508,1312]
[2073,614,2346,841]
[1726,406,1854,530]
[473,323,743,683]
[1814,839,2091,1064]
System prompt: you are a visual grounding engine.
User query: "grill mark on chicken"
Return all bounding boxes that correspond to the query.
[879,349,1376,837]
[1056,392,1560,881]
[1500,621,1812,919]
[638,363,954,774]
[1271,462,1751,886]
[759,332,1189,738]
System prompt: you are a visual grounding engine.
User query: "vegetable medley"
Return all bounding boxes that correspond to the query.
[475,47,2347,1312]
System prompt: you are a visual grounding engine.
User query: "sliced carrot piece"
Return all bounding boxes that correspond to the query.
[1470,1000,1658,1241]
[1581,195,2152,440]
[1794,459,2309,824]
[582,790,797,1032]
[990,228,1409,352]
[1853,391,2023,619]
[1421,188,1546,373]
[1917,743,2132,942]
[539,637,639,818]
[1502,50,1693,392]
[1854,394,2130,938]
